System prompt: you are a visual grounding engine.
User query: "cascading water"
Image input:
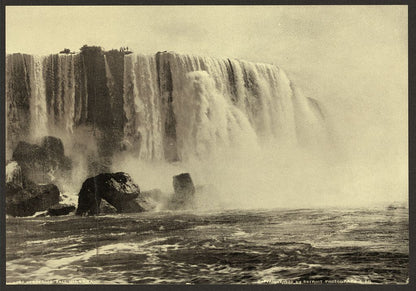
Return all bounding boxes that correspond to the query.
[29,55,49,140]
[44,54,77,135]
[6,50,329,174]
[6,54,32,157]
[160,52,307,160]
[174,70,260,160]
[123,54,164,161]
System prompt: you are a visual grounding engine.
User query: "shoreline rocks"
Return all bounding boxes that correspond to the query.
[5,136,73,217]
[6,168,202,217]
[6,182,60,217]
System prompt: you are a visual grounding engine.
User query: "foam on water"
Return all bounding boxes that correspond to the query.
[6,208,408,284]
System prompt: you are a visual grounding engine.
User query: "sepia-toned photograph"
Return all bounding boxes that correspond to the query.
[4,4,409,285]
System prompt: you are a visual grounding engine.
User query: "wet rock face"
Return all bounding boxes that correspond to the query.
[168,173,196,210]
[173,173,195,198]
[12,136,72,187]
[41,136,65,160]
[76,172,145,215]
[12,142,45,184]
[6,182,60,217]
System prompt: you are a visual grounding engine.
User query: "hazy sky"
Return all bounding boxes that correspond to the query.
[6,5,408,204]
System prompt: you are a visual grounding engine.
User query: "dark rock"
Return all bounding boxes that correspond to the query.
[47,203,76,216]
[168,173,195,210]
[5,182,23,199]
[12,142,45,186]
[173,173,195,198]
[6,161,23,187]
[12,137,72,186]
[41,136,65,158]
[6,182,60,217]
[76,172,144,215]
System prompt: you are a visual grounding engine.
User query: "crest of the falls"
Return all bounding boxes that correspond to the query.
[5,51,328,164]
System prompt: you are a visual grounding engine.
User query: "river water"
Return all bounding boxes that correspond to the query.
[6,207,408,284]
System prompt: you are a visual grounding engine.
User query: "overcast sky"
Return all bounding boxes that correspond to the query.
[6,5,408,203]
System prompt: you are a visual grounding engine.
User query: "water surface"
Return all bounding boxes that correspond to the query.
[6,207,408,284]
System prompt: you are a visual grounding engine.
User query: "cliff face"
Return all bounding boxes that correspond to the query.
[6,50,328,164]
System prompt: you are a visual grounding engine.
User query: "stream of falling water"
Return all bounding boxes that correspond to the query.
[6,51,328,163]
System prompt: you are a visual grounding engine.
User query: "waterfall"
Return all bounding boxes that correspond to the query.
[44,54,77,135]
[161,52,303,160]
[6,51,328,164]
[30,55,48,139]
[6,54,32,155]
[123,54,163,160]
[55,54,76,134]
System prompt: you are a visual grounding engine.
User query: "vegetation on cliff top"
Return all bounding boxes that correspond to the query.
[60,45,132,55]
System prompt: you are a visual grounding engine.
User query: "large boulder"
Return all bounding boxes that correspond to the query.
[6,161,23,187]
[12,136,72,187]
[168,173,196,210]
[6,182,60,217]
[173,173,195,198]
[76,172,145,215]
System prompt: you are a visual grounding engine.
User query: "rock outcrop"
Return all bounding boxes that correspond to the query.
[76,172,147,215]
[6,182,60,217]
[168,173,196,210]
[6,158,65,217]
[12,136,71,187]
